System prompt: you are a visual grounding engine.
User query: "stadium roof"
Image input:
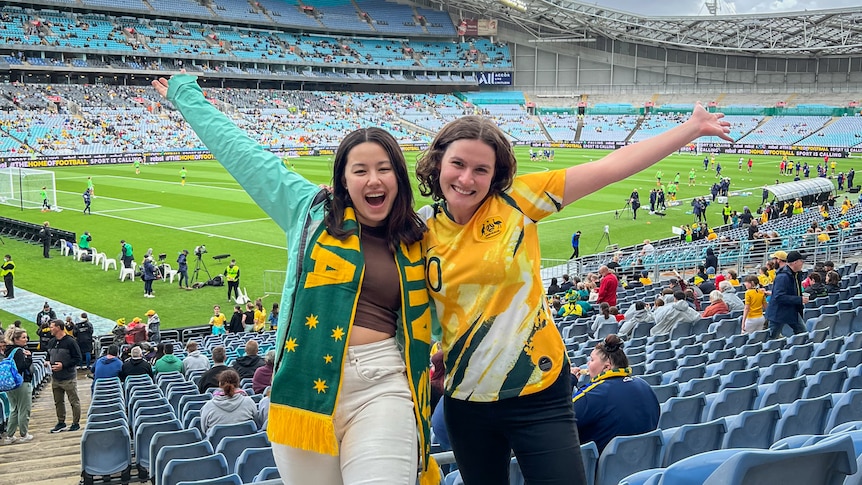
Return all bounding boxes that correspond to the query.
[764,177,835,202]
[437,0,862,56]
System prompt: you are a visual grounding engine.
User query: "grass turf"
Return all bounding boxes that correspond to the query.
[0,149,849,331]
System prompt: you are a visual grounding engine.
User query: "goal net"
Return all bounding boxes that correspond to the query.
[0,167,57,210]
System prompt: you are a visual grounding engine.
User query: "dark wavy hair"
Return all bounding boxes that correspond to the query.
[324,127,425,249]
[415,116,516,202]
[594,334,629,369]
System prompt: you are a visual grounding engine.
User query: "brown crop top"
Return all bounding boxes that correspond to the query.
[354,224,399,336]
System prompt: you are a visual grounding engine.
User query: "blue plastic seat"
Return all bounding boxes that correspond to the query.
[661,418,726,467]
[86,410,128,426]
[650,383,679,404]
[756,375,806,408]
[639,372,663,386]
[252,467,280,483]
[705,383,758,421]
[658,393,706,429]
[176,474,242,485]
[799,354,836,376]
[162,453,230,485]
[662,364,705,385]
[758,360,798,386]
[803,368,848,399]
[148,429,203,477]
[130,396,170,420]
[205,420,258,450]
[81,425,132,483]
[85,417,128,431]
[707,348,735,365]
[646,357,677,375]
[719,367,759,390]
[813,337,844,357]
[581,441,599,485]
[701,338,724,354]
[723,404,782,449]
[781,342,814,363]
[646,449,747,485]
[736,342,762,358]
[234,447,276,484]
[678,375,720,398]
[824,389,862,432]
[701,434,856,485]
[835,348,862,371]
[153,439,213,485]
[705,356,747,377]
[595,429,664,485]
[749,349,781,369]
[89,403,125,417]
[215,431,270,474]
[678,354,708,368]
[135,420,182,474]
[773,394,834,441]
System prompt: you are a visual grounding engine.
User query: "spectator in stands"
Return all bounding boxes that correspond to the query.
[804,272,828,299]
[146,310,161,344]
[47,319,82,433]
[199,346,229,393]
[124,317,147,345]
[73,313,94,371]
[3,327,32,444]
[182,341,210,377]
[242,302,255,333]
[559,274,573,292]
[153,343,182,374]
[148,342,164,365]
[704,247,718,272]
[412,106,730,484]
[232,339,264,380]
[91,345,122,391]
[718,281,744,313]
[120,346,153,381]
[596,265,618,307]
[825,270,842,293]
[228,305,244,334]
[572,335,660,453]
[591,302,615,336]
[619,301,654,339]
[701,290,730,318]
[199,369,257,434]
[268,303,279,331]
[36,302,56,350]
[651,291,701,336]
[765,250,809,338]
[547,277,561,295]
[252,350,275,395]
[741,275,768,334]
[111,318,126,347]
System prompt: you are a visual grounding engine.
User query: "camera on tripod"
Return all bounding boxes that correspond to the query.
[195,245,207,257]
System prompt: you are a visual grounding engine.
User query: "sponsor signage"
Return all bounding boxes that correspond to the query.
[478,71,512,85]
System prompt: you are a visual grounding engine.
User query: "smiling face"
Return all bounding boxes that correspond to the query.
[438,139,496,224]
[343,141,397,227]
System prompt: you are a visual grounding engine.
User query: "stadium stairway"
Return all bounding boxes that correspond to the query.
[0,288,115,335]
[0,371,90,485]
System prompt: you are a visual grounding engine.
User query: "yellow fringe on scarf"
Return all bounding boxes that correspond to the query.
[419,456,442,485]
[267,403,339,456]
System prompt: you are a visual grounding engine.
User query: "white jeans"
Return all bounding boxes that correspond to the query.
[273,338,418,485]
[743,316,766,333]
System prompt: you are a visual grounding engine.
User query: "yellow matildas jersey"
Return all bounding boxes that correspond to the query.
[421,170,566,402]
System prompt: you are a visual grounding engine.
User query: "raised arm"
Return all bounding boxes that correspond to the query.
[152,74,320,231]
[563,103,732,206]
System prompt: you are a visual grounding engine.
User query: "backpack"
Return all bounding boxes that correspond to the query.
[0,348,23,391]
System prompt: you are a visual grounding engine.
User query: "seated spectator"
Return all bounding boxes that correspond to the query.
[825,271,841,293]
[252,350,275,395]
[699,268,717,294]
[559,274,573,292]
[199,346,229,393]
[619,301,654,338]
[547,277,561,295]
[153,343,183,374]
[591,302,616,335]
[572,335,660,453]
[684,288,701,311]
[232,340,264,380]
[701,290,730,318]
[124,317,148,345]
[120,345,153,381]
[651,291,701,336]
[804,272,828,298]
[199,369,257,434]
[257,388,270,430]
[92,345,123,390]
[609,306,623,323]
[182,341,210,377]
[718,281,744,313]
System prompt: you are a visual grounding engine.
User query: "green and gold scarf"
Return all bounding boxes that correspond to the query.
[268,207,439,485]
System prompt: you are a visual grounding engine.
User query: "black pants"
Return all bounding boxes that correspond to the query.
[444,363,587,485]
[122,256,133,268]
[227,280,239,300]
[178,270,188,288]
[4,274,13,298]
[570,247,579,259]
[42,242,50,258]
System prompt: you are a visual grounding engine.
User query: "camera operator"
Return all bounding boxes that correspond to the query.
[629,190,641,220]
[224,259,240,302]
[177,249,189,289]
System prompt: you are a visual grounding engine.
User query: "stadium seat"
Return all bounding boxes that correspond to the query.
[176,474,242,485]
[723,404,782,449]
[834,348,862,371]
[705,383,758,421]
[215,431,270,474]
[581,441,599,485]
[650,383,679,404]
[595,429,664,485]
[802,368,848,399]
[825,390,862,432]
[661,418,727,467]
[85,417,128,431]
[649,450,748,484]
[153,439,214,485]
[773,394,834,441]
[206,420,258,450]
[756,375,807,408]
[718,367,759,390]
[758,360,799,386]
[252,467,280,482]
[658,393,706,429]
[799,355,836,376]
[234,447,277,484]
[162,453,230,485]
[135,420,182,477]
[81,425,132,485]
[701,434,856,485]
[148,429,203,477]
[678,375,720,397]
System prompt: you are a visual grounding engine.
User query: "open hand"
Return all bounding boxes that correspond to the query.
[690,102,733,142]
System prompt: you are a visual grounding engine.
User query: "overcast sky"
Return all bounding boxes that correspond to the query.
[590,0,862,16]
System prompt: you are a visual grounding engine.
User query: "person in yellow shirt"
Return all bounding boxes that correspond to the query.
[792,198,803,215]
[742,275,768,333]
[209,304,227,335]
[842,197,853,215]
[253,299,267,333]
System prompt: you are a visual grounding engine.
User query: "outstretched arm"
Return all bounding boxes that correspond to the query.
[562,103,732,206]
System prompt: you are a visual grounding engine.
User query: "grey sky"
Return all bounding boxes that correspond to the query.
[590,0,862,16]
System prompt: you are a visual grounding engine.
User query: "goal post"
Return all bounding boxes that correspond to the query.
[0,167,56,210]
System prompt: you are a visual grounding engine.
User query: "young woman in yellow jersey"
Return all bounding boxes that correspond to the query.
[415,104,731,484]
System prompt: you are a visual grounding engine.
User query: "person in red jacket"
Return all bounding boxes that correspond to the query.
[597,266,619,307]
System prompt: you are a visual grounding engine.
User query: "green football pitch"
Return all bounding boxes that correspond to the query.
[0,147,849,333]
